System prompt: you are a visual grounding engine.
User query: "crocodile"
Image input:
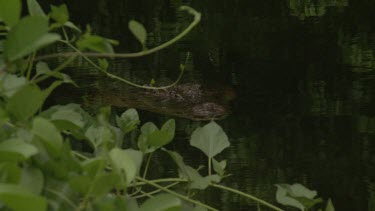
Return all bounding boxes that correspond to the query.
[86,83,235,121]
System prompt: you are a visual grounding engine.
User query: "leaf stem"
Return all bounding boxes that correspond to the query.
[35,6,201,61]
[45,187,78,210]
[61,40,186,90]
[136,176,218,211]
[142,153,153,179]
[210,183,284,211]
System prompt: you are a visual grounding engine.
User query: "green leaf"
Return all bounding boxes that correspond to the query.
[0,74,27,98]
[123,149,143,175]
[325,198,335,211]
[137,122,158,153]
[82,157,106,177]
[98,59,109,71]
[85,125,114,150]
[27,0,46,17]
[275,184,305,211]
[6,84,44,121]
[64,21,81,33]
[32,117,63,155]
[69,175,92,195]
[20,167,44,194]
[128,20,147,47]
[116,108,140,134]
[0,162,21,183]
[190,121,230,158]
[109,148,138,185]
[212,158,226,176]
[0,183,47,211]
[4,16,61,61]
[90,173,121,197]
[160,119,175,143]
[0,0,21,27]
[49,4,69,24]
[35,62,76,85]
[76,35,114,53]
[140,193,181,211]
[275,184,319,211]
[0,139,38,162]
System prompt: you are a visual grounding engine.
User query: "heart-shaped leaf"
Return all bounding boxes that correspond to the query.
[190,121,230,159]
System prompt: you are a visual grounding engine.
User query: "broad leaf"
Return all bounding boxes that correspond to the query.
[4,16,60,61]
[140,193,181,211]
[109,148,138,185]
[0,0,21,27]
[6,84,44,120]
[190,121,230,158]
[27,0,46,17]
[50,4,69,24]
[128,20,147,47]
[0,183,47,211]
[0,139,38,162]
[32,117,63,156]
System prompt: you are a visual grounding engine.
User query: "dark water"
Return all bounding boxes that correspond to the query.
[47,0,375,210]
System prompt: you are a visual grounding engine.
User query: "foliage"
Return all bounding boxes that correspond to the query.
[275,183,335,211]
[0,0,329,210]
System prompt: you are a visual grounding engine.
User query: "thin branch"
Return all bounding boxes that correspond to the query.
[35,6,201,61]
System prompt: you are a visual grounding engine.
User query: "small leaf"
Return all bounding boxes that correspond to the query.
[85,125,114,150]
[64,21,81,33]
[90,173,121,197]
[109,148,138,185]
[0,139,38,161]
[49,4,69,24]
[140,193,181,211]
[0,74,27,98]
[275,184,305,211]
[6,84,44,120]
[0,0,21,27]
[137,122,158,153]
[325,198,335,211]
[69,175,92,194]
[128,20,147,47]
[212,158,226,176]
[98,59,109,71]
[4,16,61,61]
[82,157,106,177]
[19,167,44,194]
[76,35,114,53]
[27,0,46,17]
[0,183,47,211]
[32,117,63,155]
[124,149,143,175]
[160,119,175,143]
[190,121,230,158]
[116,108,140,134]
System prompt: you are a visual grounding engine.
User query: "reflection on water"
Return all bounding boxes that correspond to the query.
[46,0,375,210]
